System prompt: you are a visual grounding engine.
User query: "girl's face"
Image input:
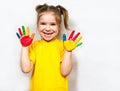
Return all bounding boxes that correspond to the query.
[38,12,59,42]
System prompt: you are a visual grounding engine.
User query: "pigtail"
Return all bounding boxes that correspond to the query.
[35,4,48,27]
[56,5,69,30]
[36,5,43,13]
[36,3,48,13]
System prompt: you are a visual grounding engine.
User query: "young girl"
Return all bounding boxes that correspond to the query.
[16,3,82,91]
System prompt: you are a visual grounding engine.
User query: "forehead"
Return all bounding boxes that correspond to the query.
[38,11,61,25]
[39,12,56,19]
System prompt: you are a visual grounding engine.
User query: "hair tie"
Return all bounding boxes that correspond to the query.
[56,5,63,14]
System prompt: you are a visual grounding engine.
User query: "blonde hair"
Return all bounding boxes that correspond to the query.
[35,3,69,30]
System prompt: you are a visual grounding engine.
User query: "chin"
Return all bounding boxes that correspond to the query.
[43,37,56,42]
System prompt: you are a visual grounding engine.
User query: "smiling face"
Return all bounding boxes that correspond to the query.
[37,12,60,42]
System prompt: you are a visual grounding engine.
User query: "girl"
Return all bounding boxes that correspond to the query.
[16,3,82,91]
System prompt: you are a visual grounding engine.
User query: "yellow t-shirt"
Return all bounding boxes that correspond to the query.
[29,39,68,91]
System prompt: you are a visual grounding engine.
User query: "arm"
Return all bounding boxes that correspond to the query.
[16,26,35,73]
[60,30,83,77]
[60,50,73,77]
[20,47,34,73]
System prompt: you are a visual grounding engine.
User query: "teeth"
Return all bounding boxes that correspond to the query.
[44,32,53,35]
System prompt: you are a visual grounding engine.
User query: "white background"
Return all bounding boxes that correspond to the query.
[0,0,120,91]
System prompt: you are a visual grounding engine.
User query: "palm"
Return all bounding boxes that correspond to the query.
[16,26,35,47]
[63,30,83,51]
[20,36,33,46]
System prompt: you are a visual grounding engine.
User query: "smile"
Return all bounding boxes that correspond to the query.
[43,32,54,35]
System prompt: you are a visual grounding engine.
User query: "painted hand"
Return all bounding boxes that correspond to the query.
[63,30,83,51]
[16,25,35,47]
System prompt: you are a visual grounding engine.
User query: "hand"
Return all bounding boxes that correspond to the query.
[16,25,35,47]
[63,30,83,51]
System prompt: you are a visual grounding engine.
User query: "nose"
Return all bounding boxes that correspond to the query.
[45,25,51,31]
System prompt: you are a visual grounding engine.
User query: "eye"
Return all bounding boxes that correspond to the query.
[51,23,56,26]
[40,22,46,25]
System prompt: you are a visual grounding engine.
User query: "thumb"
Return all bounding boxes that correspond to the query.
[31,33,35,39]
[63,34,67,42]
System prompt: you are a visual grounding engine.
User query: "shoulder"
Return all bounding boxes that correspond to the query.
[30,40,42,49]
[56,39,64,50]
[56,39,63,44]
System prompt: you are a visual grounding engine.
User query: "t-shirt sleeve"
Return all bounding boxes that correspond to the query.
[29,42,36,63]
[59,40,64,62]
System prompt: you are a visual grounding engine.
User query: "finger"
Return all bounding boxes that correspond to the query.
[31,33,35,39]
[74,36,82,44]
[22,25,26,35]
[72,32,80,41]
[63,34,67,41]
[68,30,75,40]
[16,32,20,39]
[26,26,30,35]
[76,42,83,47]
[18,28,22,36]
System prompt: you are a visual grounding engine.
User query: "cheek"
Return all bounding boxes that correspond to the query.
[38,25,46,30]
[54,26,59,31]
[37,27,42,34]
[55,29,59,36]
[56,27,60,34]
[38,26,44,33]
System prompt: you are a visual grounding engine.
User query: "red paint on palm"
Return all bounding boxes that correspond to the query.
[20,36,33,47]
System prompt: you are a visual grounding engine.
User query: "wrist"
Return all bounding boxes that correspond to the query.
[22,46,29,50]
[64,50,72,55]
